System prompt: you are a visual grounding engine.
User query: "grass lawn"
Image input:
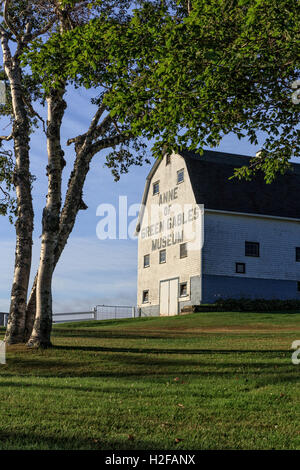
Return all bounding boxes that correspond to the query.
[0,311,300,450]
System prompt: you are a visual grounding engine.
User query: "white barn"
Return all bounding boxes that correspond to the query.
[136,150,300,316]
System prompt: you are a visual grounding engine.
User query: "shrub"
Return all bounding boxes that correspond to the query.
[212,298,300,312]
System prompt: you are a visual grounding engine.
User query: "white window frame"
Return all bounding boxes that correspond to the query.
[159,249,166,264]
[142,290,149,303]
[153,181,160,195]
[177,169,184,184]
[180,242,188,259]
[144,254,150,268]
[179,282,188,297]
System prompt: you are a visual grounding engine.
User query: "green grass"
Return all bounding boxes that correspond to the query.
[1,311,300,450]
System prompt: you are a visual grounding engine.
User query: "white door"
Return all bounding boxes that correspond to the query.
[169,279,179,316]
[160,281,169,316]
[160,279,179,316]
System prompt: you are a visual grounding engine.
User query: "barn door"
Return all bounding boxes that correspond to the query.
[160,279,179,316]
[160,280,169,316]
[169,279,179,315]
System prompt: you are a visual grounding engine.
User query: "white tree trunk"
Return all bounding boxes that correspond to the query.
[2,36,34,344]
[27,88,66,348]
[24,143,93,341]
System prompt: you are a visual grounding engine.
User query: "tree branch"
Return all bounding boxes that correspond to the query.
[89,131,133,157]
[0,184,9,198]
[22,95,46,133]
[28,17,57,41]
[3,0,21,40]
[87,103,107,138]
[67,105,110,146]
[0,132,13,143]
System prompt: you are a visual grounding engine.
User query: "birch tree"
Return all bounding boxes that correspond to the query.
[0,0,92,345]
[1,0,148,347]
[0,0,58,344]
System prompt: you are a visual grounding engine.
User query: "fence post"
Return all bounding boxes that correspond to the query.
[132,307,135,318]
[93,307,97,321]
[4,314,8,327]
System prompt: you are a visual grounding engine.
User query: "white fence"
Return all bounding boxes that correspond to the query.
[0,305,137,327]
[94,304,136,320]
[53,311,95,323]
[53,305,136,324]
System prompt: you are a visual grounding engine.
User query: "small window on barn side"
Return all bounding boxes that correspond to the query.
[180,282,187,297]
[142,290,149,303]
[180,243,188,258]
[166,154,171,165]
[177,169,184,184]
[153,181,159,195]
[144,254,150,268]
[296,247,300,262]
[245,241,260,257]
[236,262,245,274]
[159,249,166,264]
[297,282,300,292]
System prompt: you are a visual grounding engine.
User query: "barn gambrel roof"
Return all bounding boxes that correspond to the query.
[136,150,300,234]
[183,150,300,220]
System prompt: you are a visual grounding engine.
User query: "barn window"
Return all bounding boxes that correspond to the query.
[296,247,300,262]
[142,290,149,303]
[144,254,150,268]
[159,249,166,264]
[236,262,245,274]
[180,282,187,297]
[166,154,171,165]
[153,181,159,195]
[180,243,187,258]
[245,241,260,257]
[177,169,184,184]
[297,282,300,292]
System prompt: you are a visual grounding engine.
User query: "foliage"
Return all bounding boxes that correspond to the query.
[213,298,300,312]
[26,0,300,182]
[19,0,152,181]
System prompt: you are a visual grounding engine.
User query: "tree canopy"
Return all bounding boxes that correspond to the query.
[25,0,300,181]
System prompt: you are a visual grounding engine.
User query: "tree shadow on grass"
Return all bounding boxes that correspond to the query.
[0,430,170,451]
[53,328,291,340]
[0,368,299,401]
[2,345,293,374]
[54,344,290,356]
[52,330,197,340]
[0,352,297,383]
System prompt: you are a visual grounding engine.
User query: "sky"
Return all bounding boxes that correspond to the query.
[0,85,272,313]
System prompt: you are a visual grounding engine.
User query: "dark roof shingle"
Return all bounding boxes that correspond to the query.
[182,150,300,219]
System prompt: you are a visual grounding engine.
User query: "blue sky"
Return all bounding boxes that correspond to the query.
[0,85,270,313]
